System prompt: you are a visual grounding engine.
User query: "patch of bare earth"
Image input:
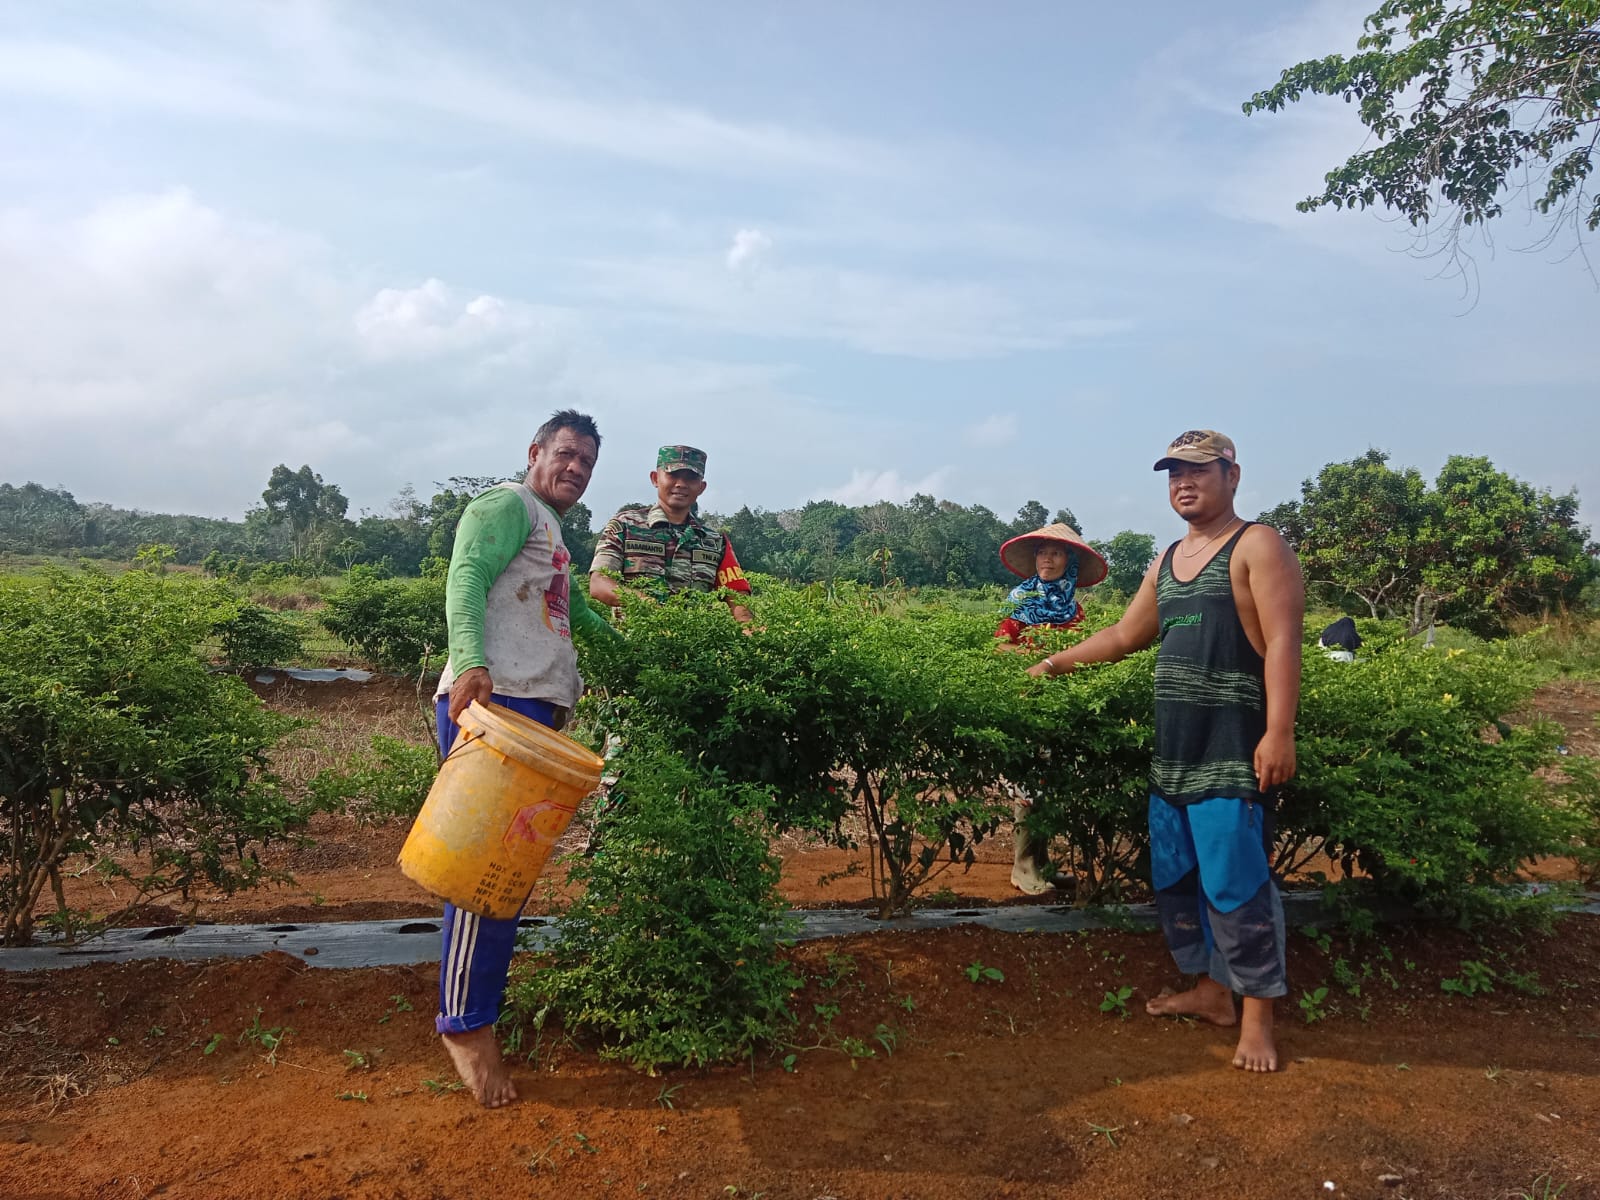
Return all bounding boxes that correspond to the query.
[1,923,1597,1199]
[1523,677,1600,758]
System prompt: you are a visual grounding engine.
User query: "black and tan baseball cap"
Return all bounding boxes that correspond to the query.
[1153,430,1237,471]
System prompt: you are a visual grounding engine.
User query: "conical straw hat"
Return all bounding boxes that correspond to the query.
[997,522,1108,586]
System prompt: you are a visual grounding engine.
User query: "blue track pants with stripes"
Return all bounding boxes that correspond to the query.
[433,694,561,1035]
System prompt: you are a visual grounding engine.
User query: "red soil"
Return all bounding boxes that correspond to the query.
[2,921,1598,1199]
[4,676,1598,1197]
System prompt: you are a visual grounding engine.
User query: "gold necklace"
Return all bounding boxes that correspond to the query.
[1178,517,1239,558]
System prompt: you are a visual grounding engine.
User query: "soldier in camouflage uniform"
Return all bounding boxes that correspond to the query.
[583,445,751,854]
[589,445,753,621]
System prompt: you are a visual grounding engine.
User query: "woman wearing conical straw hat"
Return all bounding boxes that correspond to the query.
[993,523,1108,894]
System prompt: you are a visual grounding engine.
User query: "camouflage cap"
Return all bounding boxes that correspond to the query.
[656,445,707,476]
[1153,429,1237,471]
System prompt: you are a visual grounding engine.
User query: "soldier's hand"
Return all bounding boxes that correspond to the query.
[449,667,494,725]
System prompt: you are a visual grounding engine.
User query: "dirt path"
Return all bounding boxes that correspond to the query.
[45,671,1081,930]
[46,811,1067,931]
[3,919,1598,1199]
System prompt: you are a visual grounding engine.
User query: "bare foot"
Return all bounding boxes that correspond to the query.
[1144,978,1237,1027]
[1232,997,1277,1072]
[441,1026,518,1108]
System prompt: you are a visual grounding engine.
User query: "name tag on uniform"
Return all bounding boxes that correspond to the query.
[623,531,666,559]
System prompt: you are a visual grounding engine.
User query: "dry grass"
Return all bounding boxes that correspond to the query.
[1508,611,1600,678]
[260,680,437,794]
[251,591,321,611]
[26,1069,90,1115]
[0,1018,92,1114]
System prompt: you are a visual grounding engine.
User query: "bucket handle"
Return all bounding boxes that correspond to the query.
[443,727,520,770]
[443,723,599,778]
[440,727,483,767]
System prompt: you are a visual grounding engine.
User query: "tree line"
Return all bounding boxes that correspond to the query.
[0,471,590,581]
[3,446,1596,631]
[714,499,1154,592]
[0,472,1155,595]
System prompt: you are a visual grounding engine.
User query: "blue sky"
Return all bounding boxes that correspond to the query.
[1,0,1595,544]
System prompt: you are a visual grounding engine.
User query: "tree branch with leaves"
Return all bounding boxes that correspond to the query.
[1246,0,1600,270]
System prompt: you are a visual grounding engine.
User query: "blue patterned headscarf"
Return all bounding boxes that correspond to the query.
[1006,553,1080,627]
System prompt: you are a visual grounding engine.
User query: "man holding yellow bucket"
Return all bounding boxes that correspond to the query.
[428,409,613,1108]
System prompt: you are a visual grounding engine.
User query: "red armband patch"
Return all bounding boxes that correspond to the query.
[717,539,752,594]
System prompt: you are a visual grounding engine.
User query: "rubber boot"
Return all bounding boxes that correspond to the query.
[1010,796,1053,895]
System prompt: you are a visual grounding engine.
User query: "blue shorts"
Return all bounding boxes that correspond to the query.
[1148,795,1271,912]
[1148,795,1286,998]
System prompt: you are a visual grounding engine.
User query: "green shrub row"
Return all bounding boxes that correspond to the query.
[305,735,439,823]
[505,744,798,1073]
[579,582,1599,920]
[320,564,447,676]
[214,603,306,671]
[524,585,1597,1070]
[0,569,310,945]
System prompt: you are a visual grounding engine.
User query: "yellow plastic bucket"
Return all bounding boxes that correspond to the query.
[398,700,605,919]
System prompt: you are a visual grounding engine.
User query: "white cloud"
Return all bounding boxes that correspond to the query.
[1129,0,1393,254]
[0,189,344,420]
[0,190,577,515]
[1245,0,1381,74]
[354,279,569,366]
[824,468,953,506]
[0,188,913,525]
[0,39,311,126]
[725,228,773,273]
[967,413,1017,447]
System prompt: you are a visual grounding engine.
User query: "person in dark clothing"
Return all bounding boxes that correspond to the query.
[1319,616,1361,661]
[1027,430,1304,1072]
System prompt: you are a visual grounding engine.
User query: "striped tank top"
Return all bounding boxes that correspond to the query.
[1151,522,1265,805]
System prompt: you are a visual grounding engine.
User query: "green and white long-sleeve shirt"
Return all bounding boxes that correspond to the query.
[434,482,615,707]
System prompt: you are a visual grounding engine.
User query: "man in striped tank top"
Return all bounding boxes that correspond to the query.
[1027,431,1304,1072]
